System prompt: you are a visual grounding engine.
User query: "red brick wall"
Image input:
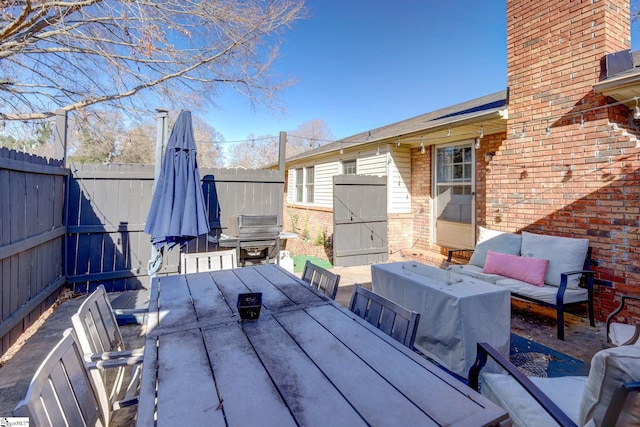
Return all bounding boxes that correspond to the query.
[499,0,639,318]
[409,145,434,252]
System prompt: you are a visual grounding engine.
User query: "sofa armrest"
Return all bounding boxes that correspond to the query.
[468,342,578,427]
[446,248,474,263]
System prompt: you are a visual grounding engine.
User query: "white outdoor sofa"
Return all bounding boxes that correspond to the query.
[447,228,602,340]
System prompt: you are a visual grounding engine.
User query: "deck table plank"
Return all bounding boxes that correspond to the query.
[242,315,368,427]
[156,328,224,427]
[156,274,196,328]
[201,321,298,427]
[274,308,439,426]
[253,264,329,306]
[304,303,508,426]
[232,266,299,310]
[186,272,233,320]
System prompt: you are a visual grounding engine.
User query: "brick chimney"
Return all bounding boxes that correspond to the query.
[491,0,632,232]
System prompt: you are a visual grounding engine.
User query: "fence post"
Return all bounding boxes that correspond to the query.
[54,109,68,167]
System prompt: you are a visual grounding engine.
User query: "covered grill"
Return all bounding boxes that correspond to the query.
[220,215,281,265]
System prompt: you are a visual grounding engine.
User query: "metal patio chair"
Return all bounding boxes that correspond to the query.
[348,284,420,349]
[606,295,640,346]
[14,328,136,426]
[71,285,145,406]
[469,342,640,427]
[301,260,341,299]
[181,249,238,273]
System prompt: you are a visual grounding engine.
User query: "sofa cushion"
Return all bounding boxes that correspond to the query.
[483,250,549,286]
[469,227,522,268]
[493,278,589,305]
[578,344,640,426]
[520,232,589,289]
[481,373,585,426]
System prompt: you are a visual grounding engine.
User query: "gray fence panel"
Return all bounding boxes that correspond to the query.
[0,148,66,355]
[67,165,284,290]
[333,175,388,267]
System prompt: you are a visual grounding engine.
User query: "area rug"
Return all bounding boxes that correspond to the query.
[510,333,589,378]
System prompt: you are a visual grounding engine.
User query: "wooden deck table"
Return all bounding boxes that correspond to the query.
[136,264,509,426]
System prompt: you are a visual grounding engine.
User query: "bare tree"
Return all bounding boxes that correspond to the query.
[226,119,334,168]
[287,119,334,156]
[229,133,278,168]
[193,116,226,169]
[118,122,156,164]
[0,1,306,120]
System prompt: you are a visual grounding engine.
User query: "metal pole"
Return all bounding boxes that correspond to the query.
[155,109,169,185]
[278,131,287,175]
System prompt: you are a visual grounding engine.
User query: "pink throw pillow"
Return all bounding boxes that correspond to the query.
[483,250,549,287]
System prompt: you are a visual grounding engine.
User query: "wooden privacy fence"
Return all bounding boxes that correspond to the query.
[0,148,67,354]
[66,164,284,291]
[1,152,284,357]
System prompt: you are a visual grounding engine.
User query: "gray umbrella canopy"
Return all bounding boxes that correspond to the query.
[144,110,210,251]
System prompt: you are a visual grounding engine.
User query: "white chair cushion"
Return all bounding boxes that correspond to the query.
[493,278,588,305]
[520,232,589,289]
[609,322,640,346]
[469,227,522,268]
[578,345,640,426]
[481,372,586,427]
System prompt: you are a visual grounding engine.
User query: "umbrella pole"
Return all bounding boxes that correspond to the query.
[149,109,169,278]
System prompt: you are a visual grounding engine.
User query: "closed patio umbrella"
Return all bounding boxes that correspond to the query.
[144,110,210,274]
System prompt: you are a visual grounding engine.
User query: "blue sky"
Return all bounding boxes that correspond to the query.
[210,0,640,144]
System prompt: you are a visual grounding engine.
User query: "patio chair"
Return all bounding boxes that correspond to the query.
[71,285,145,405]
[468,342,640,427]
[348,284,420,349]
[14,328,136,426]
[301,260,341,300]
[181,249,237,273]
[606,295,640,346]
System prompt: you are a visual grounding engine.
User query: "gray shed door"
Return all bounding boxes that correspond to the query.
[333,175,388,267]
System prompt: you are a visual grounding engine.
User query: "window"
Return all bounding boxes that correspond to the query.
[305,166,314,203]
[295,168,304,202]
[342,160,356,175]
[294,166,315,204]
[435,145,473,223]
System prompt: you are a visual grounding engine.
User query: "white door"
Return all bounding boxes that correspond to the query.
[434,142,475,249]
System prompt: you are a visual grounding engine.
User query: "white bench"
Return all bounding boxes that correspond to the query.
[447,228,601,340]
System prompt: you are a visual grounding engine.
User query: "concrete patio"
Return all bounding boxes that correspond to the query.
[0,260,608,422]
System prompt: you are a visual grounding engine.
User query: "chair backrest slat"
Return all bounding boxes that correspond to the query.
[348,284,420,349]
[71,285,130,406]
[301,260,340,300]
[181,249,237,273]
[14,329,108,426]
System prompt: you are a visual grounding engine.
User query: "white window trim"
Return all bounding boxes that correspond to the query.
[292,166,316,205]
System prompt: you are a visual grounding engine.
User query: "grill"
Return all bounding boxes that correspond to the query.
[221,215,281,265]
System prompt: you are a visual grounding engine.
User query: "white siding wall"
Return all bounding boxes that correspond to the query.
[287,146,410,213]
[388,147,411,214]
[315,161,339,207]
[356,149,388,176]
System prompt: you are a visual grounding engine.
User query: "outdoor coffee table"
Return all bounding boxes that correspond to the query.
[136,264,508,426]
[372,261,511,379]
